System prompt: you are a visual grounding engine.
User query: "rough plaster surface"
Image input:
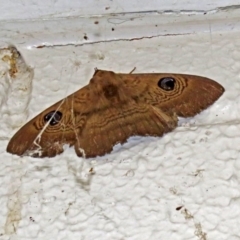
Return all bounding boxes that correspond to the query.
[1,8,240,48]
[0,23,240,240]
[1,0,240,21]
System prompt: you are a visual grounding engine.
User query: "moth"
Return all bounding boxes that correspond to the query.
[7,69,224,158]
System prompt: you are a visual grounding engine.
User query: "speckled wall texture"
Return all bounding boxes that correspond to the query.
[0,4,240,240]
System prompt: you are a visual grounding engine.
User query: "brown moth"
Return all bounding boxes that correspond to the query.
[7,69,224,158]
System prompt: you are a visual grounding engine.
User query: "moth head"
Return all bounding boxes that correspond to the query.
[90,70,124,102]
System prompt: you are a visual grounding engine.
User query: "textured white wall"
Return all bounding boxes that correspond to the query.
[0,1,240,240]
[1,0,240,21]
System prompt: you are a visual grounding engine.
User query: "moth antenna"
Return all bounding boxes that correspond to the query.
[129,67,136,74]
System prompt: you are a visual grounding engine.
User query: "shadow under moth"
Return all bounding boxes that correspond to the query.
[7,69,224,158]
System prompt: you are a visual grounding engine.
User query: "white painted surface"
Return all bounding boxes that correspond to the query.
[1,0,240,21]
[0,5,240,240]
[1,8,240,49]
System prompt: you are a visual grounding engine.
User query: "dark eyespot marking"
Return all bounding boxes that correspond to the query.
[44,111,62,126]
[158,77,176,91]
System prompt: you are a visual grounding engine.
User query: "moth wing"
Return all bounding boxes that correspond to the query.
[6,85,96,157]
[117,72,224,117]
[74,103,178,158]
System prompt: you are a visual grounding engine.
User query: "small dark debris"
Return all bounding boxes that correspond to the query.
[112,28,115,31]
[94,21,99,24]
[84,34,88,40]
[176,206,183,211]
